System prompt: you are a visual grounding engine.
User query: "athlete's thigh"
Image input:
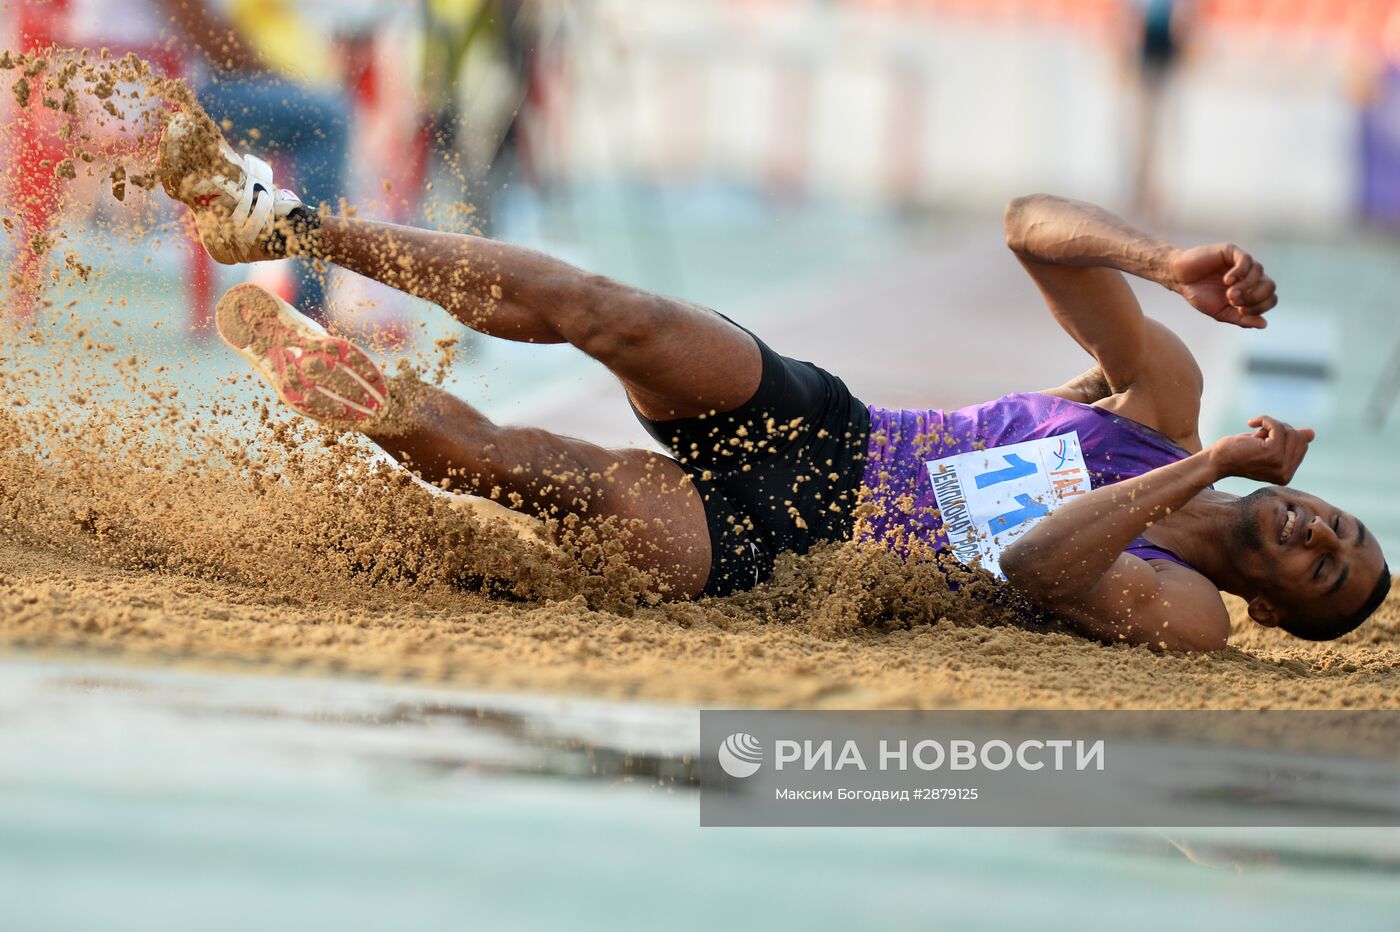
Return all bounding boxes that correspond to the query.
[604,298,762,422]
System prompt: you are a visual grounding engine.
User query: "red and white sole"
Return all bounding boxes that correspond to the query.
[215,283,387,428]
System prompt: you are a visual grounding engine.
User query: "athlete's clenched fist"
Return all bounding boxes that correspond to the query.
[1169,243,1278,329]
[1206,416,1314,485]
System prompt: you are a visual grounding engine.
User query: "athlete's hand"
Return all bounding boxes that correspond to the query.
[1206,416,1314,484]
[1169,244,1277,329]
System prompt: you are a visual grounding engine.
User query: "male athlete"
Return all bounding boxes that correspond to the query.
[157,113,1390,651]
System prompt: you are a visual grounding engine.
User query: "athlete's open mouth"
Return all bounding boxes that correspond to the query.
[1280,506,1299,546]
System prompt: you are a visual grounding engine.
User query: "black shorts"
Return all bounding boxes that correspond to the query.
[632,325,870,597]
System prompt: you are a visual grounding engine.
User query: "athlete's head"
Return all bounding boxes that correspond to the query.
[1228,487,1390,640]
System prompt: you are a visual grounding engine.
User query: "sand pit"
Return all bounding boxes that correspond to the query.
[2,47,1399,712]
[2,530,1398,710]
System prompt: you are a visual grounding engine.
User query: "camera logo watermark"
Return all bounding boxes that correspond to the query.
[718,732,763,778]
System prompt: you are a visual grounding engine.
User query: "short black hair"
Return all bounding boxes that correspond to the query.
[1281,563,1391,642]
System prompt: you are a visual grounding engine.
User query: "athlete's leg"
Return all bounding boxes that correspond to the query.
[166,117,722,596]
[215,283,713,597]
[307,216,762,421]
[366,385,713,598]
[159,114,760,421]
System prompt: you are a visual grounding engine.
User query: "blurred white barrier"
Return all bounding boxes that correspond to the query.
[527,0,1364,229]
[540,3,1129,204]
[913,21,1126,207]
[1160,31,1359,230]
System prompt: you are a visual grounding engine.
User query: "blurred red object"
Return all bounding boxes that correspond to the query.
[7,0,214,329]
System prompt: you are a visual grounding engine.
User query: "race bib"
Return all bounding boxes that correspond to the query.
[925,432,1092,578]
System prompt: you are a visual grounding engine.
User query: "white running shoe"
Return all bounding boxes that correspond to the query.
[216,283,387,429]
[159,111,312,264]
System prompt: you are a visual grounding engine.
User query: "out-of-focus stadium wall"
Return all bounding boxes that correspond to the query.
[524,0,1399,231]
[1163,19,1365,230]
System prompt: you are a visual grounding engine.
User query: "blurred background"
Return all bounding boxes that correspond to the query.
[4,1,1400,928]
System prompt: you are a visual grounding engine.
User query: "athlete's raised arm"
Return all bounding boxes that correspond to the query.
[1004,194,1277,445]
[1000,417,1314,651]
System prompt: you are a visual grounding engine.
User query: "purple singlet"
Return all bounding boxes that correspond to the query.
[859,392,1197,570]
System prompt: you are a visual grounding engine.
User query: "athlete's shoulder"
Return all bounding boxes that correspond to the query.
[1110,319,1204,448]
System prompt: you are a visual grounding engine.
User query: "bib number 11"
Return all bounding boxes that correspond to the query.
[925,432,1092,576]
[974,454,1051,532]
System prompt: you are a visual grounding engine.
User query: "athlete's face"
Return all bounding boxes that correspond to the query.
[1230,487,1387,630]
